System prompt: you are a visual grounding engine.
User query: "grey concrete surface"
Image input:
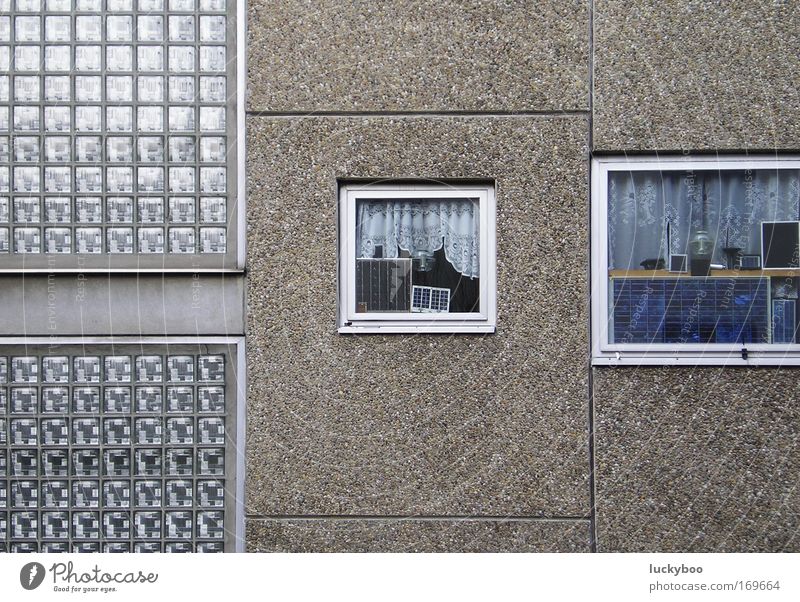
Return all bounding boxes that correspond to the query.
[246,518,591,552]
[247,0,589,113]
[594,367,800,552]
[594,0,800,150]
[0,274,245,336]
[245,115,591,517]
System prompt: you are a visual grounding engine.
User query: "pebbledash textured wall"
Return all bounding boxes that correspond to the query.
[243,0,799,552]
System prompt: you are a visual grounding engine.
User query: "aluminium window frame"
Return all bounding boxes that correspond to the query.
[338,182,497,334]
[592,154,800,366]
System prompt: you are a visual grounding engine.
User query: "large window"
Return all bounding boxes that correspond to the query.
[592,156,800,364]
[339,183,496,333]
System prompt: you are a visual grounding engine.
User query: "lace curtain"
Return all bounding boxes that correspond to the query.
[357,199,480,278]
[608,170,800,269]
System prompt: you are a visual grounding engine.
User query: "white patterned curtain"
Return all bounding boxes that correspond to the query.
[608,170,800,269]
[357,199,480,278]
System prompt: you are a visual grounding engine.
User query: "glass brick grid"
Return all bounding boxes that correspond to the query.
[0,0,237,269]
[0,345,235,552]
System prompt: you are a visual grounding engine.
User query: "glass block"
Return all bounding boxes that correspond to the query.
[170,0,194,9]
[138,106,164,132]
[106,107,133,133]
[135,480,161,507]
[134,356,161,382]
[0,388,5,413]
[12,511,38,538]
[107,0,132,8]
[198,417,224,444]
[0,139,7,162]
[197,480,224,507]
[135,511,161,538]
[138,197,164,223]
[168,106,195,131]
[107,196,133,223]
[42,481,69,508]
[75,76,102,103]
[166,417,193,444]
[12,109,38,136]
[0,227,7,252]
[200,197,226,223]
[165,511,192,538]
[75,195,103,222]
[17,0,42,9]
[0,17,8,43]
[138,137,164,162]
[168,197,195,223]
[197,511,223,539]
[107,137,133,163]
[13,137,39,163]
[13,227,41,253]
[106,75,133,103]
[169,15,194,42]
[104,418,131,445]
[0,419,5,444]
[137,77,163,103]
[200,46,226,72]
[135,417,162,444]
[199,106,226,132]
[168,76,195,102]
[163,541,191,552]
[76,0,101,8]
[72,418,99,445]
[75,106,102,132]
[200,227,226,253]
[41,450,68,477]
[139,0,163,9]
[75,137,102,162]
[107,227,133,253]
[13,167,40,192]
[12,356,38,383]
[44,76,70,101]
[106,46,133,72]
[0,108,10,133]
[104,481,130,508]
[11,449,37,476]
[104,512,130,539]
[199,137,226,163]
[41,387,69,412]
[73,356,101,383]
[167,355,194,382]
[75,166,102,191]
[72,483,99,512]
[45,15,70,41]
[12,480,37,507]
[0,449,5,473]
[15,16,41,42]
[11,542,39,552]
[105,355,132,382]
[72,450,100,477]
[135,448,162,476]
[138,16,164,43]
[197,542,224,552]
[45,46,71,72]
[168,168,195,193]
[198,355,225,382]
[73,542,99,552]
[134,542,161,552]
[75,227,102,253]
[44,197,71,223]
[69,385,99,412]
[137,166,164,192]
[104,387,131,413]
[44,107,70,133]
[135,386,163,412]
[168,46,195,73]
[41,542,69,552]
[0,480,5,505]
[76,16,102,42]
[14,46,40,72]
[14,76,39,102]
[44,227,70,253]
[11,387,37,412]
[166,448,193,475]
[107,16,132,42]
[200,16,226,42]
[41,418,68,444]
[165,480,192,507]
[138,227,164,253]
[42,512,69,539]
[104,449,130,477]
[166,386,193,413]
[44,139,69,165]
[107,167,133,193]
[138,46,164,72]
[75,46,102,72]
[72,511,99,539]
[169,136,195,163]
[0,50,8,74]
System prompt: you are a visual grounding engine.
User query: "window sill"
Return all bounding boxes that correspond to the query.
[592,352,800,366]
[338,324,496,335]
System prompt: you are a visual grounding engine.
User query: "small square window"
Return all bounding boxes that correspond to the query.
[338,183,496,334]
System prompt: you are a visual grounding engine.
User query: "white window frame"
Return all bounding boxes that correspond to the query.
[338,182,496,334]
[592,154,800,366]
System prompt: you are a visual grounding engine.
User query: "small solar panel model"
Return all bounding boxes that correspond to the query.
[355,258,412,312]
[761,221,800,269]
[411,285,451,313]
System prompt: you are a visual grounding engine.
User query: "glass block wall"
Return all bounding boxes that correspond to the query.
[0,0,239,269]
[0,343,239,552]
